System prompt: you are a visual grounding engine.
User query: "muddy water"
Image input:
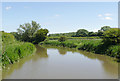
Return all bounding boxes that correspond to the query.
[2,45,118,79]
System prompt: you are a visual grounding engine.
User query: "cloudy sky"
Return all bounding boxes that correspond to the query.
[2,2,118,33]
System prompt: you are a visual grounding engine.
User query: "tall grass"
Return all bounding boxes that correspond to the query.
[2,42,36,67]
[77,40,101,53]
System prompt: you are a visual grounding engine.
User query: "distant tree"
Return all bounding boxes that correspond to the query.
[88,32,97,36]
[49,32,76,37]
[58,36,67,42]
[76,29,89,37]
[97,26,111,36]
[97,30,103,36]
[101,26,111,31]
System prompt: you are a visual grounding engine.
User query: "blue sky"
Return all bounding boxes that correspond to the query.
[2,2,118,33]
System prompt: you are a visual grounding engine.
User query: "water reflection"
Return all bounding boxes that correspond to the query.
[77,50,118,77]
[58,48,67,55]
[45,46,77,55]
[45,46,118,78]
[2,45,118,79]
[32,45,48,61]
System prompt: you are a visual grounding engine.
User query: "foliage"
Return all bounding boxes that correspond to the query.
[88,32,97,36]
[2,42,36,67]
[2,32,36,67]
[101,26,111,31]
[42,40,61,46]
[41,40,77,48]
[14,21,49,44]
[76,29,89,37]
[17,21,41,42]
[97,30,103,36]
[106,45,120,58]
[42,40,101,49]
[48,26,111,37]
[11,32,22,41]
[58,36,67,42]
[2,32,15,44]
[48,32,76,37]
[33,28,49,44]
[102,28,120,44]
[77,40,101,53]
[97,26,111,36]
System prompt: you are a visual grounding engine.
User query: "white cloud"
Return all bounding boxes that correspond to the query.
[98,13,113,20]
[5,6,12,10]
[104,13,112,16]
[104,17,112,20]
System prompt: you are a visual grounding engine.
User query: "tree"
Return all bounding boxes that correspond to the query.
[102,28,120,44]
[97,26,111,37]
[33,29,49,44]
[76,29,88,37]
[97,30,103,36]
[17,21,40,42]
[11,32,21,41]
[101,26,111,31]
[16,21,49,44]
[58,36,67,42]
[88,32,97,36]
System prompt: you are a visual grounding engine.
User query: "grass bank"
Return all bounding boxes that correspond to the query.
[40,40,120,59]
[1,32,36,68]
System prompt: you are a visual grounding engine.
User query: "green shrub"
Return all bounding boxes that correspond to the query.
[61,42,77,48]
[106,45,120,58]
[2,32,15,45]
[58,36,67,42]
[43,40,61,46]
[77,41,101,53]
[17,43,35,58]
[42,40,77,48]
[43,40,102,49]
[2,42,36,67]
[102,28,120,44]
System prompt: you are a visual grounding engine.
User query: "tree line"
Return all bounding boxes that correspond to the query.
[48,26,111,37]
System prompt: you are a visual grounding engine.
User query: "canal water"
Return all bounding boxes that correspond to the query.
[2,45,118,79]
